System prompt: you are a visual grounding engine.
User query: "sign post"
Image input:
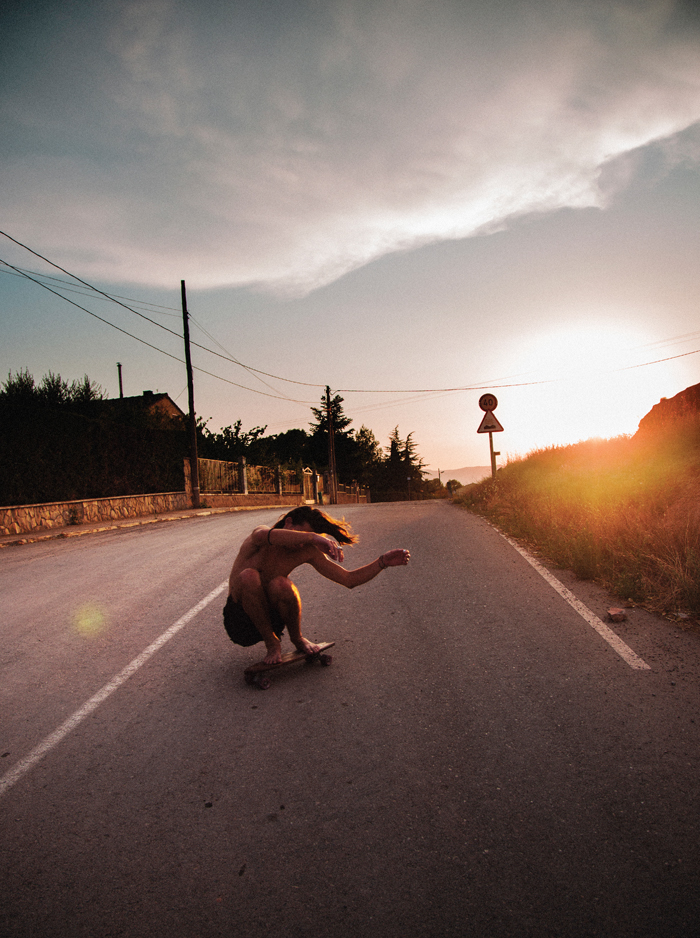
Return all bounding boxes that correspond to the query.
[477,394,504,479]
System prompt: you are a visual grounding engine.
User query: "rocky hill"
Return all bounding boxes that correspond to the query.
[636,382,700,436]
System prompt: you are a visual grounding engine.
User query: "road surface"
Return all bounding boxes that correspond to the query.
[1,501,699,937]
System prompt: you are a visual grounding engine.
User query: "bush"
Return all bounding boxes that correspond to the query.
[454,426,700,617]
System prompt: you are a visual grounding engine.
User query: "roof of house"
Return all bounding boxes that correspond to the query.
[96,391,187,421]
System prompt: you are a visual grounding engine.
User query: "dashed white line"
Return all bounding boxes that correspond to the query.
[502,534,651,671]
[0,581,227,800]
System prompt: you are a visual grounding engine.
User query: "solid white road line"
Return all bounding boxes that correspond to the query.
[502,535,651,671]
[0,581,227,800]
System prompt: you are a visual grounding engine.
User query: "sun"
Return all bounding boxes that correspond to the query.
[497,317,682,455]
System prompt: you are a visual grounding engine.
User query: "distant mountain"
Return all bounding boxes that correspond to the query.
[425,466,491,486]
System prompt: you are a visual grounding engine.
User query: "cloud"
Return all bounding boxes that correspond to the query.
[2,0,700,293]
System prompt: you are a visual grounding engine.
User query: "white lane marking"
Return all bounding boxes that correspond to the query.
[0,581,227,800]
[502,535,650,671]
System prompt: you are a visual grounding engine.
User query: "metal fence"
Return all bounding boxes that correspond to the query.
[198,457,302,495]
[197,457,368,503]
[197,458,240,494]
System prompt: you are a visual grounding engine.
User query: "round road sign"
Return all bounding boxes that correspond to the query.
[479,393,498,412]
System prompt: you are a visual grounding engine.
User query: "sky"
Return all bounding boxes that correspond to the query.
[2,0,700,475]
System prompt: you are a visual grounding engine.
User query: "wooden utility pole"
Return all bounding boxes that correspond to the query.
[117,362,123,398]
[181,280,200,508]
[326,385,338,504]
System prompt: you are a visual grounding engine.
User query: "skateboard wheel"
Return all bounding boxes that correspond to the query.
[319,654,332,666]
[255,675,271,690]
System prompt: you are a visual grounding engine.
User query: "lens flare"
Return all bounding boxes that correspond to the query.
[73,602,107,637]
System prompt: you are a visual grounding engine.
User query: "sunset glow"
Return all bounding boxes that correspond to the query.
[492,319,684,458]
[1,1,699,472]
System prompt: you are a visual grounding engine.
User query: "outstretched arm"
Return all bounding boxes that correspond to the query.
[310,548,410,589]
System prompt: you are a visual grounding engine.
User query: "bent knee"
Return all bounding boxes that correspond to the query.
[267,576,298,604]
[238,567,262,592]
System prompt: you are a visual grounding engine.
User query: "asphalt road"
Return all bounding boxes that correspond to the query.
[1,501,699,937]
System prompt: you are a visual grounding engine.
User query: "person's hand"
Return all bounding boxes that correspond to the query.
[381,549,410,567]
[318,535,344,563]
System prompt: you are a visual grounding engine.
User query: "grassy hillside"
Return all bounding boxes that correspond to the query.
[453,420,700,618]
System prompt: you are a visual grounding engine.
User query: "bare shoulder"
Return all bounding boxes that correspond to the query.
[250,525,272,548]
[235,526,268,560]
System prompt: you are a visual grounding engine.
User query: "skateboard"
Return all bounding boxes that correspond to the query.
[244,642,335,689]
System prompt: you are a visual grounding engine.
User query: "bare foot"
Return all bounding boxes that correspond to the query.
[263,641,282,665]
[293,637,321,655]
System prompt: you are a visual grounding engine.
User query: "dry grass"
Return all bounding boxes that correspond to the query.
[453,422,700,618]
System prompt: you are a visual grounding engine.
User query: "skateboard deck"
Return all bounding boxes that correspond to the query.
[244,642,335,689]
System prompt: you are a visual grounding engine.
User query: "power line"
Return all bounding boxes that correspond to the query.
[0,233,561,397]
[631,329,700,351]
[337,349,700,393]
[0,265,181,315]
[0,231,191,341]
[187,313,323,391]
[337,378,556,394]
[0,230,325,389]
[0,262,322,389]
[616,347,700,371]
[0,258,317,404]
[0,259,186,365]
[2,229,698,401]
[188,314,295,400]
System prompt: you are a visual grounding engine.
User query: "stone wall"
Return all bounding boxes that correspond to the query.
[0,492,191,536]
[2,458,369,536]
[196,493,307,511]
[335,492,369,505]
[0,490,369,537]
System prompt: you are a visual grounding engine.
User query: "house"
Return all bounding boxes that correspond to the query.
[94,390,187,422]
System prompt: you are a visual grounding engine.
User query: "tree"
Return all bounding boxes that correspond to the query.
[388,427,425,480]
[308,389,355,477]
[366,426,428,501]
[309,390,353,437]
[1,369,105,407]
[197,418,268,461]
[422,478,448,499]
[351,425,382,484]
[248,428,311,469]
[400,431,425,483]
[1,368,36,403]
[0,370,185,504]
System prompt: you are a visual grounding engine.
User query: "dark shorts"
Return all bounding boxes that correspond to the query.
[223,595,285,647]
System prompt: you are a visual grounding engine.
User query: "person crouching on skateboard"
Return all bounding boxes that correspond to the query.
[224,505,410,664]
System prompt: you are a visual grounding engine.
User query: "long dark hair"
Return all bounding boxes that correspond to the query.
[274,506,358,544]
